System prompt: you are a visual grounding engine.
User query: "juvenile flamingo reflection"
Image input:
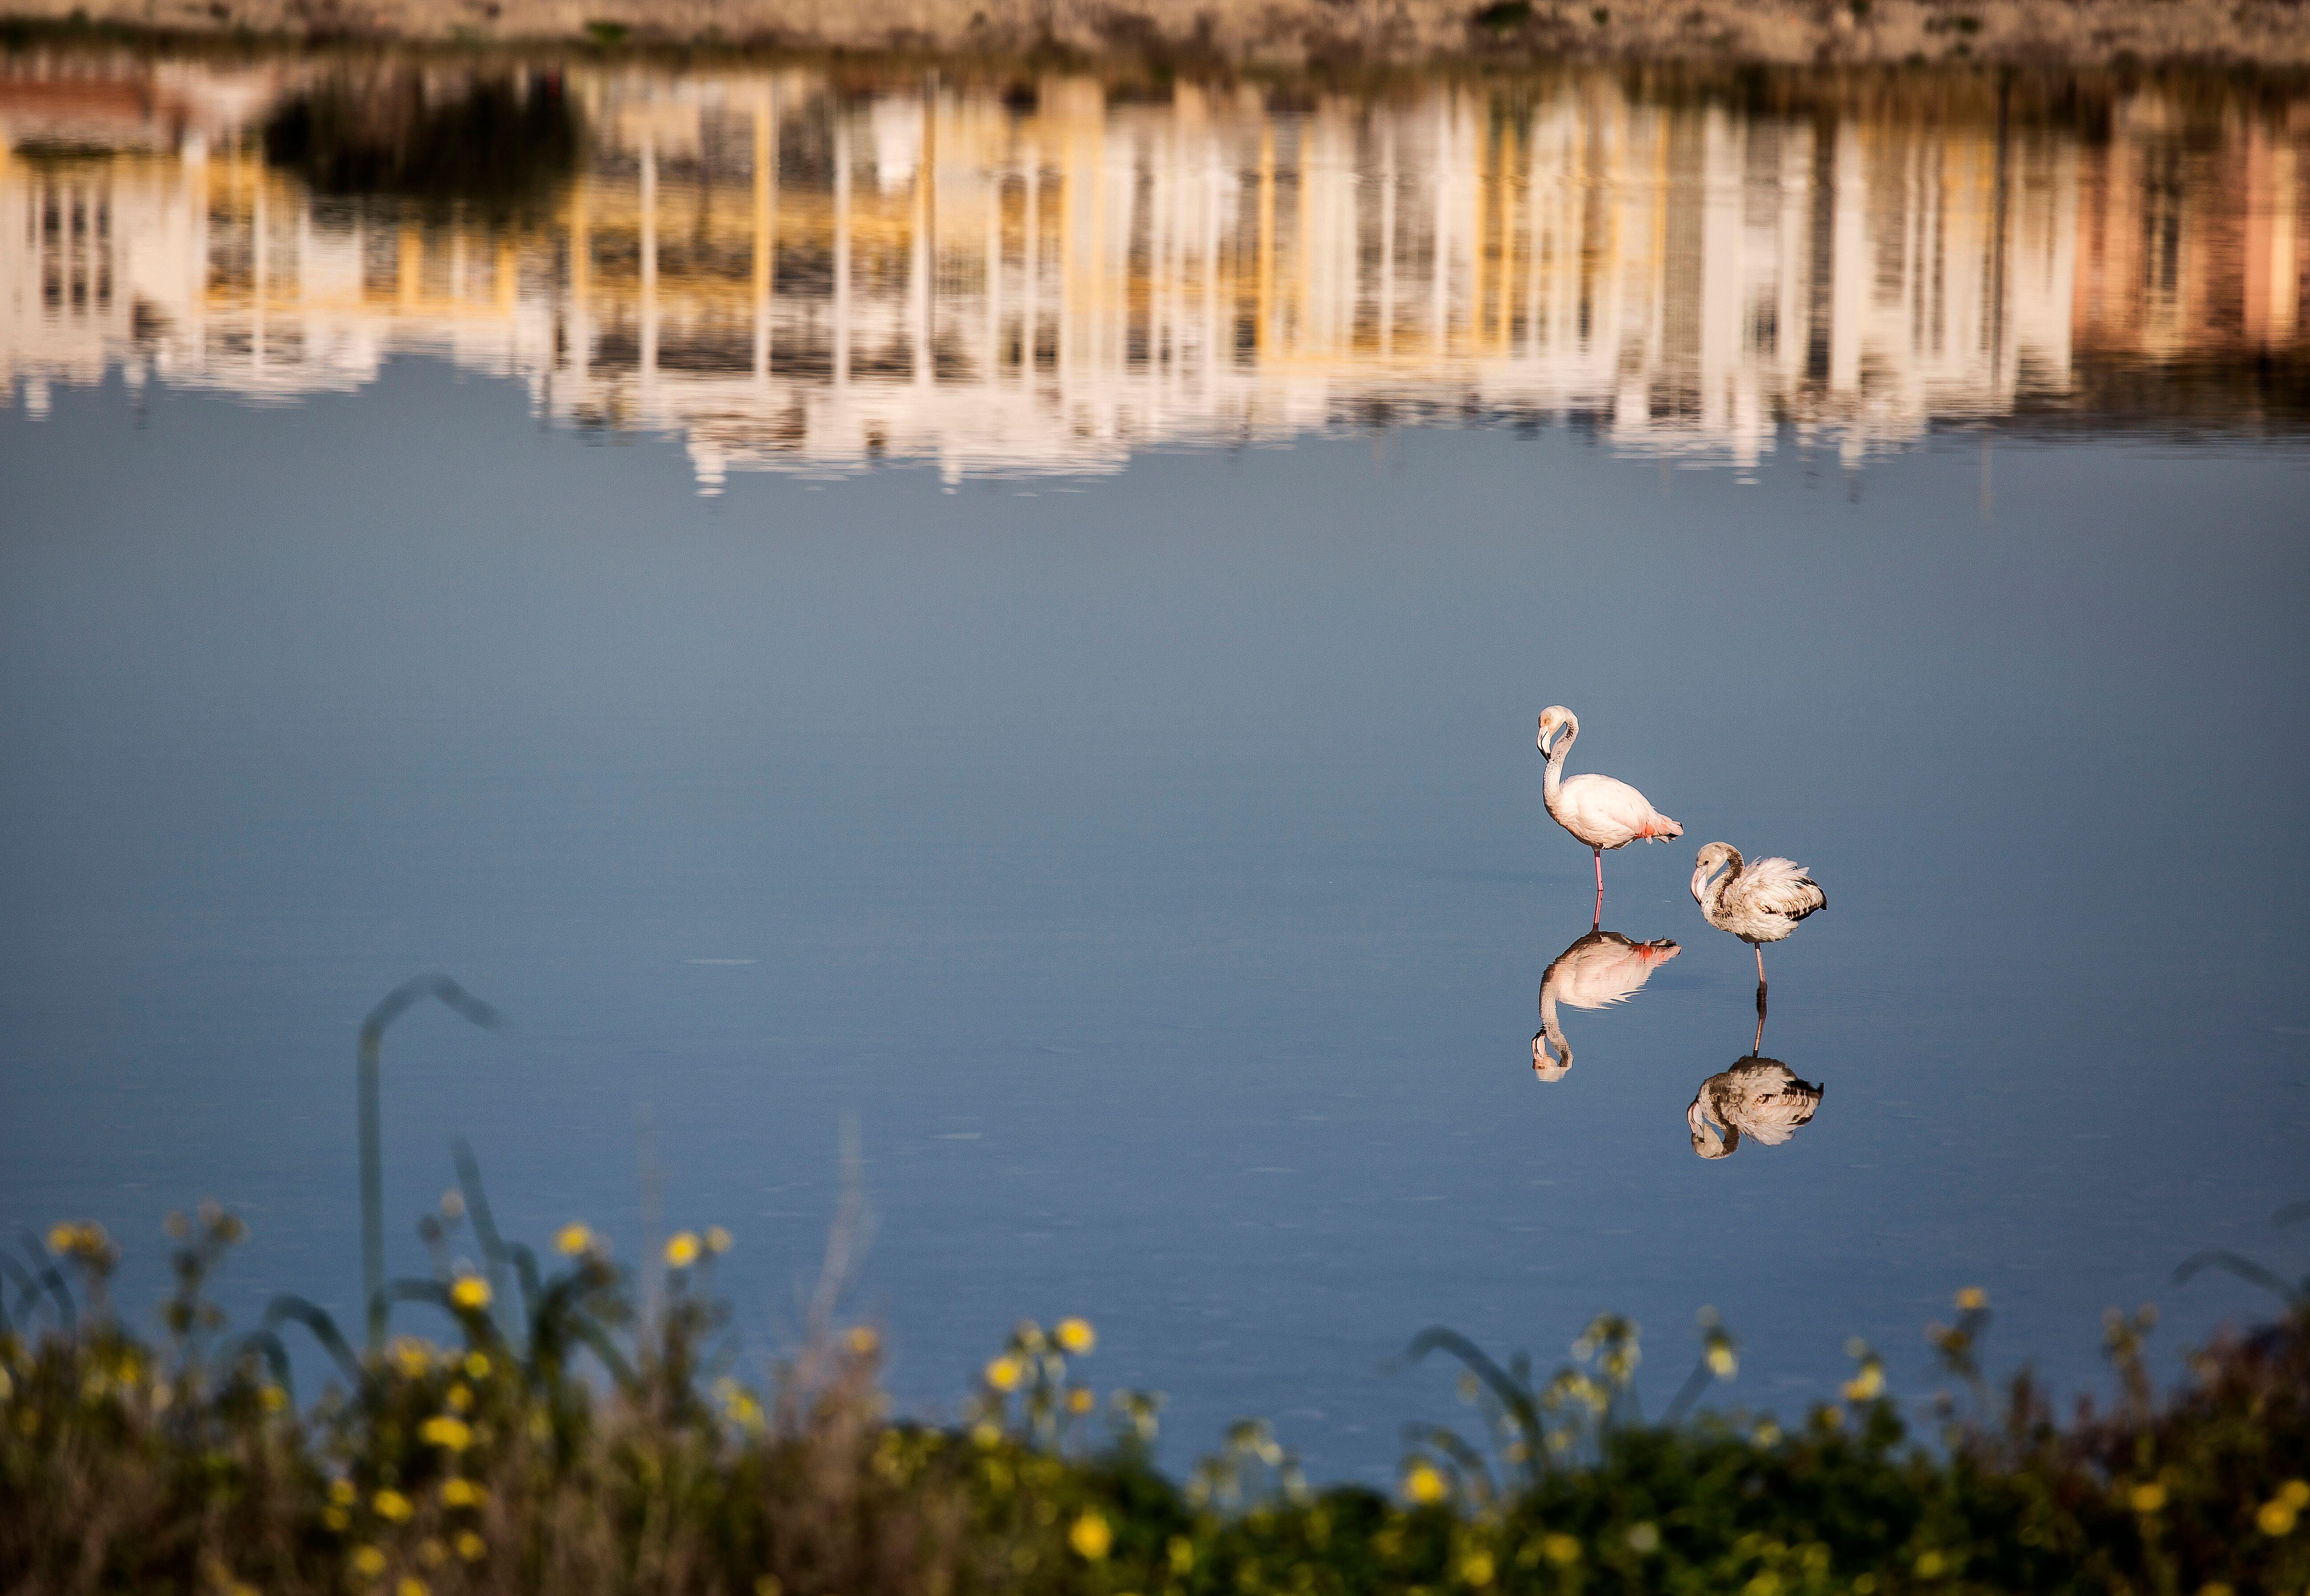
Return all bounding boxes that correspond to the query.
[1686,1057,1825,1158]
[1686,988,1824,1157]
[1691,842,1826,987]
[1531,930,1680,1081]
[1537,707,1683,924]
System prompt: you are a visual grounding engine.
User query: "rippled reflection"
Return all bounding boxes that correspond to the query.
[1685,997,1824,1158]
[1531,930,1678,1081]
[4,55,2306,485]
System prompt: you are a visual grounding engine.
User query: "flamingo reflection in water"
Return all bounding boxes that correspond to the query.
[1685,993,1824,1158]
[1532,930,1680,1081]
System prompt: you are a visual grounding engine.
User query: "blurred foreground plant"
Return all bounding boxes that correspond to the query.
[2,1195,2306,1596]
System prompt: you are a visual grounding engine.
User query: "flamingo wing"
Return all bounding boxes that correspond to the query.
[1737,857,1826,923]
[1555,774,1682,849]
[1723,1061,1822,1145]
[1554,937,1680,1010]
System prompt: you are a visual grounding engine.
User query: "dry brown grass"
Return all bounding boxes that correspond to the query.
[8,0,2310,70]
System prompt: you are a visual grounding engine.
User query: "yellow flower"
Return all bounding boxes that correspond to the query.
[1167,1536,1195,1574]
[463,1352,491,1379]
[440,1479,482,1508]
[445,1383,473,1413]
[388,1338,433,1378]
[983,1355,1023,1392]
[2257,1500,2298,1537]
[846,1326,880,1358]
[2283,1480,2310,1510]
[664,1232,702,1269]
[350,1546,387,1578]
[260,1384,288,1413]
[448,1277,491,1311]
[1069,1511,1113,1562]
[969,1420,1002,1448]
[1055,1317,1097,1355]
[397,1578,428,1596]
[372,1489,414,1522]
[1955,1287,1988,1312]
[1706,1345,1738,1378]
[1460,1550,1496,1586]
[331,1479,358,1506]
[1542,1533,1582,1566]
[719,1380,764,1426]
[1842,1365,1885,1403]
[2129,1483,2168,1514]
[420,1416,472,1451]
[1067,1387,1096,1414]
[1403,1462,1447,1504]
[704,1226,733,1254]
[454,1532,485,1562]
[47,1221,111,1260]
[1914,1550,1947,1579]
[554,1223,594,1257]
[323,1507,351,1532]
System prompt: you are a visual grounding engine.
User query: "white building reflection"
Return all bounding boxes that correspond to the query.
[4,60,2303,486]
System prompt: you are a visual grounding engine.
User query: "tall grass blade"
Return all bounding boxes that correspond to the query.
[2173,1249,2306,1308]
[357,977,504,1352]
[451,1137,513,1335]
[259,1293,363,1385]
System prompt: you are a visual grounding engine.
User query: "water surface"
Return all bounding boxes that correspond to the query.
[3,52,2308,1480]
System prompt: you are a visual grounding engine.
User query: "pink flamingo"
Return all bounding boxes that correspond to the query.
[1536,706,1683,922]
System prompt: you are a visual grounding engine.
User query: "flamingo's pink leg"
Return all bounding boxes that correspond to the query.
[1754,944,1766,985]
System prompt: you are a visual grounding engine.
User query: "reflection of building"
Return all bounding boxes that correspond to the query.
[2070,96,2304,399]
[4,60,2305,485]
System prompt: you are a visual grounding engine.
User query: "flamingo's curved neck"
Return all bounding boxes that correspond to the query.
[1541,719,1578,804]
[1536,985,1569,1071]
[1687,1097,1730,1157]
[1692,861,1730,915]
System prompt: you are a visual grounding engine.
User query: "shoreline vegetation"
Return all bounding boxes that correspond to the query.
[7,0,2310,74]
[5,1195,2308,1595]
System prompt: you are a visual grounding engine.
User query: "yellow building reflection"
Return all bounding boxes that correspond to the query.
[4,58,2304,487]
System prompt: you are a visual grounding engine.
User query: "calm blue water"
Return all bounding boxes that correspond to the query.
[7,366,2306,1478]
[4,59,2310,1482]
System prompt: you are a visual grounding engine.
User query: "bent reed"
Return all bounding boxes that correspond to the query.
[4,1196,2309,1596]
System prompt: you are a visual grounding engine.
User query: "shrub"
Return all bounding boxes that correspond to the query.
[3,1200,2306,1595]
